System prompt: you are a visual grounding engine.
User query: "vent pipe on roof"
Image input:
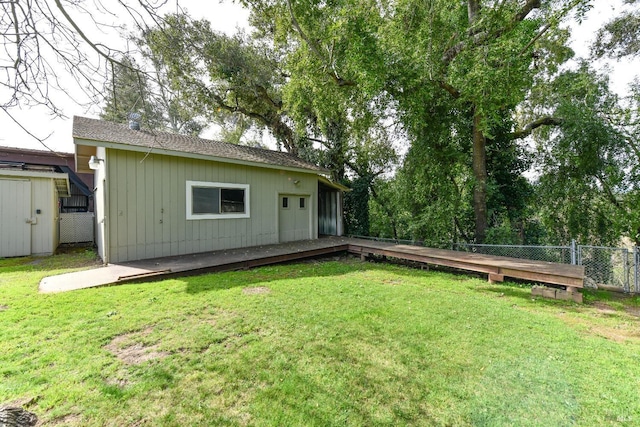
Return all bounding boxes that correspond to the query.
[128,112,141,130]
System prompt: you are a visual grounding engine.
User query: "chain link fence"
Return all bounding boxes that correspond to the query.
[351,235,639,293]
[452,243,574,265]
[578,246,636,293]
[453,241,639,293]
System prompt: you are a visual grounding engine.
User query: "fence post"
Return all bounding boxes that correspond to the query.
[570,239,577,265]
[633,246,640,294]
[623,248,630,293]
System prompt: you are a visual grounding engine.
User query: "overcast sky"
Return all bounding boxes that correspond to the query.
[0,0,638,153]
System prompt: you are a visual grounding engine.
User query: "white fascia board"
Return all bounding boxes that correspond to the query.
[0,169,70,181]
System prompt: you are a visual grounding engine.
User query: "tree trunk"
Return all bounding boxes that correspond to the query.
[468,0,481,24]
[472,110,488,243]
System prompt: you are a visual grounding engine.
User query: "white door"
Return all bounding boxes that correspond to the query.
[279,195,310,243]
[0,179,31,257]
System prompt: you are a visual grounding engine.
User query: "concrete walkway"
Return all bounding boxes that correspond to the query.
[39,264,168,293]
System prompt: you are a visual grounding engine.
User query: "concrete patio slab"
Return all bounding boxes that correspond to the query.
[39,264,165,293]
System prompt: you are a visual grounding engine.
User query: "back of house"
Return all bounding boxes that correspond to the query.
[73,116,345,263]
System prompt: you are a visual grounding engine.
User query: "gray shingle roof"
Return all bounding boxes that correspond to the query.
[73,116,326,173]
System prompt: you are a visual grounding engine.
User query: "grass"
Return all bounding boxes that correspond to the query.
[1,250,640,426]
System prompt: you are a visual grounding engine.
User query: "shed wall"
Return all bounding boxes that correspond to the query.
[0,174,59,256]
[105,150,319,262]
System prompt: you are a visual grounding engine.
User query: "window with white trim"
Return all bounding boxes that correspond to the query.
[186,181,250,220]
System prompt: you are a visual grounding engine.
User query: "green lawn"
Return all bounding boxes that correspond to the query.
[1,250,640,426]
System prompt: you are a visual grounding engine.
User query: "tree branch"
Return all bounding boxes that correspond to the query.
[442,0,542,65]
[514,0,541,22]
[518,22,551,56]
[286,0,355,87]
[54,0,136,71]
[439,81,461,98]
[509,116,563,139]
[468,0,481,24]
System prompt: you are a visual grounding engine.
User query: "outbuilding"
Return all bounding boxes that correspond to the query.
[0,167,70,257]
[73,116,346,264]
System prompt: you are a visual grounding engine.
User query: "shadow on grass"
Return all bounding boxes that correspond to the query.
[178,251,495,295]
[475,283,640,317]
[475,285,581,309]
[180,256,371,294]
[0,250,101,275]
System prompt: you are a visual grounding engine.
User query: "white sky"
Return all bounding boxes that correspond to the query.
[0,0,250,152]
[0,0,638,153]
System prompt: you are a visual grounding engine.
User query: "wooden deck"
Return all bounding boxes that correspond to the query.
[121,237,584,288]
[40,237,584,293]
[347,240,584,289]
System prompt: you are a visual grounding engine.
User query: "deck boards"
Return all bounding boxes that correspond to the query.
[347,240,584,288]
[40,236,584,293]
[120,237,584,288]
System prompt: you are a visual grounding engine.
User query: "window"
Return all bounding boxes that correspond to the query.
[282,197,289,209]
[299,197,306,209]
[186,181,250,220]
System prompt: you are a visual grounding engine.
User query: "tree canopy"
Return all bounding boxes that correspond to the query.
[4,0,640,246]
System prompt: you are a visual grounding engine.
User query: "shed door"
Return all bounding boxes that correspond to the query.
[279,195,310,243]
[0,179,31,257]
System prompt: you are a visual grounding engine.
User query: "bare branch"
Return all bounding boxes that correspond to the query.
[53,0,130,70]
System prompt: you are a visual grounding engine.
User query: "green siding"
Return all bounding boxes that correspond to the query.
[105,150,319,262]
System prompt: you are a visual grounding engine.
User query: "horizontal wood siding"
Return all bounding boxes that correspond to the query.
[106,150,319,262]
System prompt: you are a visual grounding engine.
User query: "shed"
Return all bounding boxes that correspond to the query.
[0,168,70,257]
[73,116,346,264]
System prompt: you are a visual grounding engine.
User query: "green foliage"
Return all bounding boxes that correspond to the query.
[533,64,639,245]
[593,2,640,59]
[106,1,640,246]
[343,176,371,236]
[145,15,294,148]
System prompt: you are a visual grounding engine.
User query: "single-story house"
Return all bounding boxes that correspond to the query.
[73,116,346,264]
[0,167,70,257]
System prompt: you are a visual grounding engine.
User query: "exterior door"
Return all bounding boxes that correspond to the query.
[0,179,31,257]
[279,194,310,242]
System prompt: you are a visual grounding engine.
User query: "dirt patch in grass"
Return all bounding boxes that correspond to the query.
[588,325,640,343]
[625,306,640,317]
[105,377,130,388]
[104,327,169,365]
[46,413,82,426]
[593,302,618,315]
[0,305,8,311]
[242,286,270,295]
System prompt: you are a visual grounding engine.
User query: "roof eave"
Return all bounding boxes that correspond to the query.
[73,137,329,176]
[318,176,350,192]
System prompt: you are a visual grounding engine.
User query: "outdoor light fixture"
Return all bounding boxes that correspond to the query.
[88,155,104,170]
